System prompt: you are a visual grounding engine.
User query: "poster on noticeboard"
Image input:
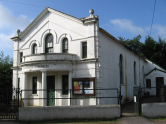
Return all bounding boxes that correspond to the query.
[74,81,83,94]
[84,81,94,94]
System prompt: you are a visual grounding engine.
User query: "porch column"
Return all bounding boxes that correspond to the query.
[23,72,27,107]
[42,71,47,106]
[69,71,72,105]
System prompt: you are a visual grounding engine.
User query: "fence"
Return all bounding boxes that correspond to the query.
[141,87,166,103]
[141,87,166,118]
[20,88,121,106]
[0,87,20,119]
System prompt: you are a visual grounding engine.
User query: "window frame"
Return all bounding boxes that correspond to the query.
[119,54,123,84]
[32,44,37,54]
[32,77,37,94]
[82,42,87,58]
[20,52,23,63]
[134,61,137,84]
[62,75,69,95]
[72,78,95,96]
[45,34,53,53]
[146,79,151,88]
[62,38,68,53]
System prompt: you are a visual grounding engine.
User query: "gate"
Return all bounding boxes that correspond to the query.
[0,87,20,119]
[133,87,142,115]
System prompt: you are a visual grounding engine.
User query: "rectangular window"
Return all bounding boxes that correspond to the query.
[32,77,37,94]
[20,52,23,63]
[18,78,20,89]
[62,75,68,95]
[82,42,87,58]
[146,79,151,88]
[72,78,95,95]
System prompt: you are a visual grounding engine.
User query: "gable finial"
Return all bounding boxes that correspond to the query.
[17,29,20,34]
[89,9,94,17]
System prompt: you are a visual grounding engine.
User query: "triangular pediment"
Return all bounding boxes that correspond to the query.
[18,7,82,39]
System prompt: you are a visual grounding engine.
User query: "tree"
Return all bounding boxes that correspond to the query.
[118,35,144,56]
[0,51,13,88]
[118,35,166,70]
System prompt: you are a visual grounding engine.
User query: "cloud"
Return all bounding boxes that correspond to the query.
[153,25,166,38]
[0,3,31,57]
[110,19,147,36]
[0,33,14,48]
[0,3,31,31]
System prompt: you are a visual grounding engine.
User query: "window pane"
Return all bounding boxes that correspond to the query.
[33,44,37,54]
[134,61,136,84]
[120,55,123,84]
[45,34,53,53]
[146,79,151,88]
[62,75,68,94]
[62,38,68,53]
[20,52,23,63]
[32,77,37,94]
[82,42,87,58]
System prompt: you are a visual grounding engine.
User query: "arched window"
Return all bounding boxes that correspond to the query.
[142,66,144,86]
[32,44,37,54]
[119,54,123,84]
[45,34,53,53]
[134,61,136,84]
[62,38,68,53]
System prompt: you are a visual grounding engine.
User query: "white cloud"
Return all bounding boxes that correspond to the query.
[153,25,166,38]
[0,33,14,56]
[110,19,147,36]
[0,3,31,56]
[0,3,31,31]
[0,33,13,48]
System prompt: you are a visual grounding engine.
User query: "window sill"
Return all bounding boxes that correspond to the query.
[61,94,69,97]
[31,94,38,96]
[146,88,151,89]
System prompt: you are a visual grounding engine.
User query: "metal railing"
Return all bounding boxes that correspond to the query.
[141,87,166,103]
[20,88,121,106]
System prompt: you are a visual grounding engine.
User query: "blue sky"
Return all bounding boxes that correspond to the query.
[0,0,166,57]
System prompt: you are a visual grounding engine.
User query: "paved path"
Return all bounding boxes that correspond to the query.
[0,117,163,124]
[118,116,155,124]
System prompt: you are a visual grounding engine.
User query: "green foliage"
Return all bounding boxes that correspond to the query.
[118,35,144,57]
[118,35,166,70]
[0,51,13,87]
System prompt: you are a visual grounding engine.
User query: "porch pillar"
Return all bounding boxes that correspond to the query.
[42,71,47,106]
[69,71,72,105]
[23,72,27,107]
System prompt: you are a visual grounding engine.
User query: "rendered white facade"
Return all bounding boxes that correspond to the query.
[11,7,166,106]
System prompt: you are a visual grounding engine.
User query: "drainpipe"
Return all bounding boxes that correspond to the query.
[16,29,20,90]
[94,13,99,105]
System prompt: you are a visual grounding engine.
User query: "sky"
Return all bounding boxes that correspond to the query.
[0,0,166,57]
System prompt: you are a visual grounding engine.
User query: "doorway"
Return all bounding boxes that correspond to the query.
[156,77,164,96]
[47,76,55,106]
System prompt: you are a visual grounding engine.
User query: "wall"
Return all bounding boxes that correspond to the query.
[142,103,166,118]
[19,105,120,121]
[98,31,166,104]
[12,8,98,107]
[98,32,147,104]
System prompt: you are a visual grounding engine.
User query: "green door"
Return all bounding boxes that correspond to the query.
[156,77,164,96]
[47,76,55,106]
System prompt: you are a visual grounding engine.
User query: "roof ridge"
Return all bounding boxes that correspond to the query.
[14,7,83,39]
[47,7,81,21]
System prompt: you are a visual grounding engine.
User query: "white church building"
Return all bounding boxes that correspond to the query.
[11,7,166,107]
